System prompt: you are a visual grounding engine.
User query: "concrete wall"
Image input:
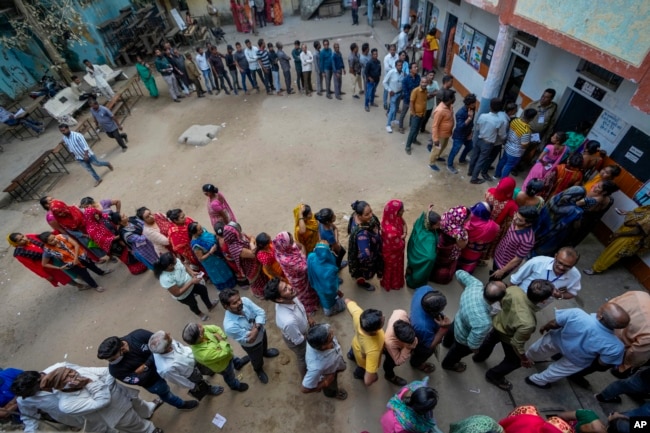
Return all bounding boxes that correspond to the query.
[514,0,650,67]
[67,0,133,69]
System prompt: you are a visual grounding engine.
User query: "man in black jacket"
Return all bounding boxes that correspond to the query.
[98,329,198,410]
[364,48,381,112]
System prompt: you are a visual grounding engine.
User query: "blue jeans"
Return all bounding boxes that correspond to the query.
[219,359,243,390]
[600,368,650,400]
[367,0,373,26]
[447,138,472,167]
[77,154,111,182]
[495,152,521,178]
[386,92,401,126]
[272,70,281,93]
[146,378,183,408]
[201,69,215,91]
[239,69,257,92]
[365,81,376,108]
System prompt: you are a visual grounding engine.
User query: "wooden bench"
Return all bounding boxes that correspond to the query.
[3,150,69,202]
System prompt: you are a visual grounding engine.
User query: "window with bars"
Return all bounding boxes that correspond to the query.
[577,59,623,91]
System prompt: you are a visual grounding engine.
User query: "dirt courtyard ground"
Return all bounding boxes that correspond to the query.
[0,18,647,433]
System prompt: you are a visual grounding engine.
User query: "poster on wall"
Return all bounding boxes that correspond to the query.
[469,31,486,71]
[635,181,650,206]
[429,5,439,31]
[458,24,474,62]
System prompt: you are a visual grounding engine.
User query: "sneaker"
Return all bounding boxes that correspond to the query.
[94,179,103,187]
[121,146,128,152]
[386,125,393,133]
[235,383,249,392]
[200,314,209,322]
[447,166,458,174]
[458,160,468,165]
[353,95,360,99]
[436,157,445,162]
[336,96,342,100]
[470,178,486,184]
[405,148,411,155]
[429,164,440,172]
[482,174,495,181]
[385,375,407,386]
[210,385,224,396]
[365,106,370,112]
[326,94,333,99]
[595,393,621,403]
[178,400,199,411]
[107,163,114,171]
[426,144,432,152]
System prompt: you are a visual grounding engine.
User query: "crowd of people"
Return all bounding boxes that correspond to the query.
[2,154,650,432]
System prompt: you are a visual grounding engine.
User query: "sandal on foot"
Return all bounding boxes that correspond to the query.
[583,268,598,275]
[418,362,436,373]
[94,286,105,293]
[486,375,512,391]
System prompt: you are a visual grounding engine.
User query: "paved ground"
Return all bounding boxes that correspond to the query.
[0,12,647,433]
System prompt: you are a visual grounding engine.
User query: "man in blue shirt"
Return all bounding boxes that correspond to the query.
[219,288,279,384]
[409,286,451,373]
[525,302,629,389]
[332,42,346,100]
[319,39,334,99]
[397,63,420,134]
[89,99,128,152]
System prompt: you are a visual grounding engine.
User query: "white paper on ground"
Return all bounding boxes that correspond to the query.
[212,413,226,428]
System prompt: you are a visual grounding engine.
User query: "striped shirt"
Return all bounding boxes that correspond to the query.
[504,118,531,157]
[61,131,92,160]
[256,49,271,70]
[493,224,535,269]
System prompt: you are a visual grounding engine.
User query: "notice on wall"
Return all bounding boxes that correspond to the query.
[482,37,495,66]
[469,31,486,71]
[635,181,650,206]
[592,110,627,143]
[458,24,474,62]
[170,8,187,31]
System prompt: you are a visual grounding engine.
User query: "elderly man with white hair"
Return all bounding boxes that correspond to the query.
[149,331,224,399]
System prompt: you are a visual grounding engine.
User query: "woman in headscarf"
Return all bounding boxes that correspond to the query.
[347,200,383,291]
[405,205,441,289]
[380,199,407,291]
[522,132,568,191]
[584,205,650,275]
[294,204,320,254]
[541,152,584,200]
[83,206,147,275]
[271,0,283,25]
[48,199,106,261]
[314,208,347,269]
[220,223,268,298]
[273,231,320,314]
[483,177,519,262]
[568,180,619,247]
[111,212,159,270]
[515,178,545,210]
[39,231,111,292]
[188,221,236,291]
[166,209,201,270]
[135,55,159,98]
[202,184,237,228]
[533,186,586,256]
[449,415,503,433]
[254,232,288,282]
[380,377,443,433]
[430,206,469,284]
[459,202,500,273]
[499,405,575,433]
[307,241,345,316]
[136,207,171,257]
[7,233,83,289]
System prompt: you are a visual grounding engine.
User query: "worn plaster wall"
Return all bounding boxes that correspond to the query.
[66,0,132,70]
[514,0,650,67]
[0,40,54,100]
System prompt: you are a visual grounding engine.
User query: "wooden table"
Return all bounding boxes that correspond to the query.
[3,150,69,202]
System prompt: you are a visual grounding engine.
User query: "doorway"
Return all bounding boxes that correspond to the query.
[501,54,530,104]
[440,13,457,69]
[554,90,603,134]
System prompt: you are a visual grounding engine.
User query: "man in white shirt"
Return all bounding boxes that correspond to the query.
[510,246,582,308]
[382,44,398,109]
[469,97,507,184]
[195,47,215,94]
[397,24,411,53]
[244,39,262,93]
[301,324,348,400]
[382,60,405,133]
[149,331,224,399]
[264,277,312,376]
[59,123,113,187]
[83,60,115,99]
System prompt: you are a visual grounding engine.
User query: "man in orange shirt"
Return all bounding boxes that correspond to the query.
[428,89,456,171]
[404,77,429,154]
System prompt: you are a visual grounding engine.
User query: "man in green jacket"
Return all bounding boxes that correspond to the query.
[182,323,250,392]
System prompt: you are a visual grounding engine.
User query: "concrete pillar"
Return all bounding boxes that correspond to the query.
[476,22,516,116]
[400,0,410,30]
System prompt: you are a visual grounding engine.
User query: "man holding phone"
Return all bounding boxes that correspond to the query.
[409,286,450,374]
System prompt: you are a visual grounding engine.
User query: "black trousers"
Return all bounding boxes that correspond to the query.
[71,258,105,288]
[409,341,435,368]
[382,348,397,378]
[242,330,269,372]
[475,330,521,381]
[441,324,473,369]
[177,283,213,315]
[106,129,127,149]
